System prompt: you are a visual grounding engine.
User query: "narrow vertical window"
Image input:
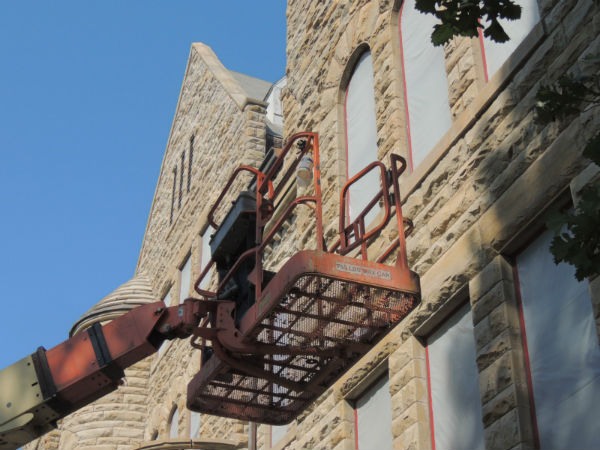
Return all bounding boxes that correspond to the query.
[188,136,194,193]
[170,167,177,224]
[515,230,600,449]
[179,254,191,304]
[199,226,215,290]
[179,151,185,208]
[480,0,540,81]
[426,304,485,450]
[354,375,393,450]
[157,290,172,358]
[345,50,380,225]
[399,0,452,170]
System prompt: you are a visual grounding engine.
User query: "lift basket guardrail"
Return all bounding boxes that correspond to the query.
[186,132,420,425]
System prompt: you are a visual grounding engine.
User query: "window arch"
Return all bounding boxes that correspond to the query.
[344,49,380,225]
[398,0,452,170]
[480,0,540,81]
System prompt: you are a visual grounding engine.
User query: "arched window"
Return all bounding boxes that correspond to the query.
[480,0,540,81]
[345,50,380,225]
[399,0,452,170]
[169,406,179,439]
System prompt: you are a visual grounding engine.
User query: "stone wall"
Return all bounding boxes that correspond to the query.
[136,42,271,447]
[261,0,600,449]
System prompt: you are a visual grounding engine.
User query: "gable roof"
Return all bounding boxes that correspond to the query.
[228,70,273,102]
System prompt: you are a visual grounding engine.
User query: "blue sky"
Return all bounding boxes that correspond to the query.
[0,2,286,370]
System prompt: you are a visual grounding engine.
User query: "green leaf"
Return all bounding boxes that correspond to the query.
[415,0,437,14]
[500,2,522,20]
[431,23,457,46]
[484,19,510,43]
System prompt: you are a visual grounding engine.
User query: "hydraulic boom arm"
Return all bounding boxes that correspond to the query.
[0,298,213,449]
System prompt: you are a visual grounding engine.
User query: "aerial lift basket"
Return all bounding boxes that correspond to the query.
[186,132,420,424]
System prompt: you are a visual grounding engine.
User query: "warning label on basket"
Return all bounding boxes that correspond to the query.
[335,262,391,280]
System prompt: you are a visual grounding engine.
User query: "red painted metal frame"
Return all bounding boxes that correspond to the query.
[187,132,420,424]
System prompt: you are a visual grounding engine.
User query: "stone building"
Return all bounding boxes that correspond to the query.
[25,0,599,449]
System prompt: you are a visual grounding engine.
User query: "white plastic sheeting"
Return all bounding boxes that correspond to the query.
[157,290,172,358]
[189,411,201,439]
[355,376,393,450]
[400,0,452,169]
[427,304,485,450]
[169,407,179,439]
[345,51,380,226]
[179,255,192,304]
[482,0,540,80]
[516,230,600,450]
[271,424,288,447]
[199,226,215,290]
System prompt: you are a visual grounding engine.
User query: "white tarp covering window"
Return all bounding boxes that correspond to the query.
[427,304,485,450]
[199,226,215,290]
[169,407,179,439]
[190,411,201,438]
[271,424,288,447]
[179,255,191,304]
[516,230,600,450]
[345,51,380,225]
[400,0,452,169]
[157,290,172,358]
[355,376,393,450]
[482,0,540,80]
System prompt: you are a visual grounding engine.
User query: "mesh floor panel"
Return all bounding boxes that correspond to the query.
[189,274,419,424]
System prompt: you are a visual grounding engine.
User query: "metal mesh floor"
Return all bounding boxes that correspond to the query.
[189,273,419,424]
